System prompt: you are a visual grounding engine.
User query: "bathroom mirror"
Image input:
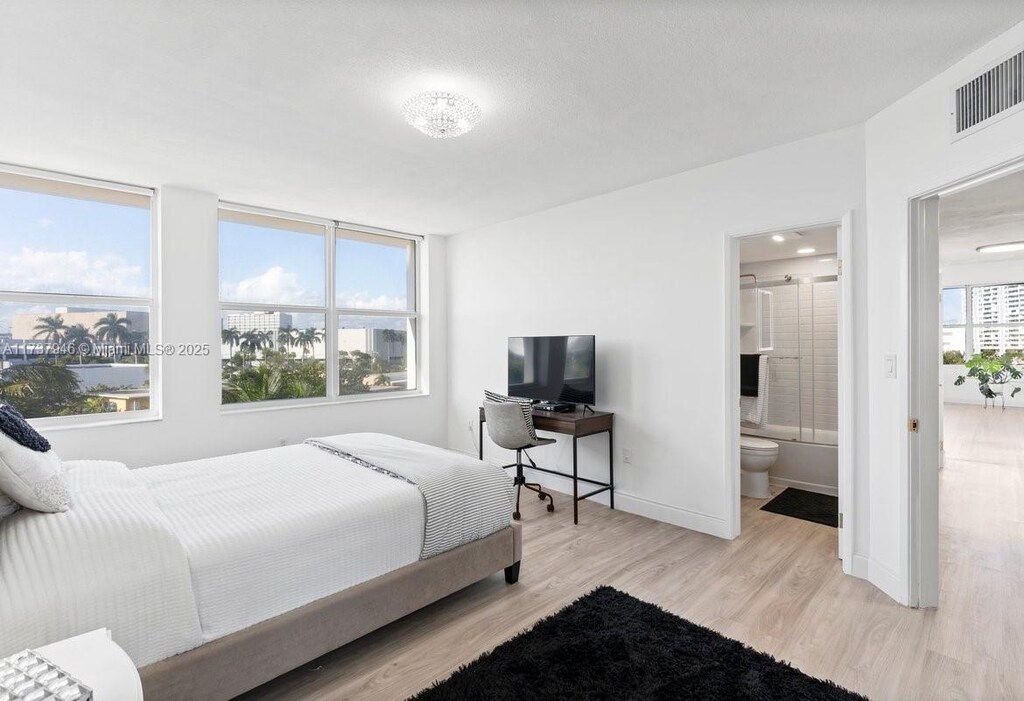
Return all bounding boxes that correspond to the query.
[757,288,774,352]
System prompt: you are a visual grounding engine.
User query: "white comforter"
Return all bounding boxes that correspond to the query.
[0,434,514,668]
[136,443,425,645]
[0,461,203,667]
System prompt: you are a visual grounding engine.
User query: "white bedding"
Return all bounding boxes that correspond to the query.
[0,461,203,667]
[0,434,511,669]
[137,443,425,644]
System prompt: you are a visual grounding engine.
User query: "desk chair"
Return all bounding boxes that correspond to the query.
[483,400,556,520]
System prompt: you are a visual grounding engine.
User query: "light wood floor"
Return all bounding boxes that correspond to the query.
[242,404,1024,701]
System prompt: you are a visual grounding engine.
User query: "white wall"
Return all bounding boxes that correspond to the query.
[44,187,448,467]
[446,125,867,541]
[942,258,1024,287]
[864,21,1024,603]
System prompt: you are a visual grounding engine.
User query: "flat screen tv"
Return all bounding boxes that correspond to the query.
[508,335,596,406]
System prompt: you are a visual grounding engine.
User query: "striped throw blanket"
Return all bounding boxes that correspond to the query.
[306,433,514,559]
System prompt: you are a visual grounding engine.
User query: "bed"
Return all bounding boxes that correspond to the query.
[0,433,521,701]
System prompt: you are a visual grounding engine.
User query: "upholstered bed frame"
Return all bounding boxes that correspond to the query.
[139,523,521,701]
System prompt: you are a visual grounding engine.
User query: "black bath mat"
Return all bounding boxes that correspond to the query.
[761,487,838,527]
[411,587,865,700]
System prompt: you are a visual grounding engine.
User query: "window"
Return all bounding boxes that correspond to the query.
[942,284,1024,360]
[0,169,155,422]
[336,229,416,396]
[219,208,419,406]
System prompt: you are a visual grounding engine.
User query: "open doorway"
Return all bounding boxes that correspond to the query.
[909,163,1024,607]
[728,217,854,570]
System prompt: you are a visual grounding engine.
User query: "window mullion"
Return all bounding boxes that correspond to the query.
[327,226,338,400]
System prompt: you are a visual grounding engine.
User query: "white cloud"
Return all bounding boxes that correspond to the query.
[337,291,408,310]
[0,247,148,297]
[221,266,321,305]
[36,217,54,229]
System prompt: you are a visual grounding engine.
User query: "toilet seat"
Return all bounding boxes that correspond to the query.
[740,436,778,453]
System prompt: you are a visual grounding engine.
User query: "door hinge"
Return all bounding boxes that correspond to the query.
[908,418,920,432]
[838,513,844,528]
[837,259,843,276]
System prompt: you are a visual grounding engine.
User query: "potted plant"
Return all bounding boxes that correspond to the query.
[953,352,1023,406]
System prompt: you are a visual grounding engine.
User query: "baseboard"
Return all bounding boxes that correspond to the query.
[613,491,733,539]
[768,476,838,497]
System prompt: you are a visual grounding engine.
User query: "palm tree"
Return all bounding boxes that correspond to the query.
[93,313,132,359]
[0,363,85,418]
[32,314,67,351]
[222,364,285,403]
[239,329,273,360]
[295,327,324,359]
[221,327,241,355]
[62,324,94,363]
[277,326,298,352]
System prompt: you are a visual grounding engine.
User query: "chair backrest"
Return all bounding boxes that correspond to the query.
[483,400,535,450]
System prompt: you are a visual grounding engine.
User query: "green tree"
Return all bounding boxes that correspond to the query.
[0,363,96,418]
[32,314,67,351]
[221,327,241,354]
[63,324,94,363]
[295,327,324,359]
[94,313,132,359]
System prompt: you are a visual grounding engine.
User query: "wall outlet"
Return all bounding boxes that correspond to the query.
[278,437,287,446]
[467,419,474,432]
[622,448,632,464]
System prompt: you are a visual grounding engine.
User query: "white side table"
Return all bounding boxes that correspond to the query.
[36,629,142,701]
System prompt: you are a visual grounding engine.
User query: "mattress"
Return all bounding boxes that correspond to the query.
[136,444,426,644]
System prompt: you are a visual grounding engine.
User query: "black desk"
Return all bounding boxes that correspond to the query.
[479,407,614,524]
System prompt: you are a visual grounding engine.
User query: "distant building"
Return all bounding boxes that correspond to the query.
[223,311,293,335]
[338,328,406,364]
[90,389,150,413]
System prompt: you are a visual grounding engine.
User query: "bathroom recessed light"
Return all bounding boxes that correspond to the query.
[797,247,816,254]
[771,234,785,242]
[819,258,833,263]
[977,241,1024,254]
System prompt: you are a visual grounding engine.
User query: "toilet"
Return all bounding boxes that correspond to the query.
[740,435,779,498]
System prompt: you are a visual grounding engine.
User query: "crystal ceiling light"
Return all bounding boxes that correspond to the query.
[402,91,481,139]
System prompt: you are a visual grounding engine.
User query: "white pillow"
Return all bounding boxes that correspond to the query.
[0,405,71,513]
[0,490,19,519]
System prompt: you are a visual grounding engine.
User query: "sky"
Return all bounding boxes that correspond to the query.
[0,187,410,334]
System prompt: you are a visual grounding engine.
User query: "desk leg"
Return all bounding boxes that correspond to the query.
[479,420,484,461]
[572,435,579,525]
[608,427,614,510]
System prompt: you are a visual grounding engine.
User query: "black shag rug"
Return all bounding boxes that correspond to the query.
[760,487,838,527]
[411,587,865,700]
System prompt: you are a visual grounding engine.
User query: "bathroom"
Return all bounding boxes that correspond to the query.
[738,226,839,521]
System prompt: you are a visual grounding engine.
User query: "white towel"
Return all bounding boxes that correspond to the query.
[740,355,769,427]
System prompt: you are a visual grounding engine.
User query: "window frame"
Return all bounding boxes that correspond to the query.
[0,164,159,429]
[218,202,423,412]
[942,282,1024,358]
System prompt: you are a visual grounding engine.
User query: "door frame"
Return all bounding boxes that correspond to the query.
[906,156,1024,607]
[724,212,855,571]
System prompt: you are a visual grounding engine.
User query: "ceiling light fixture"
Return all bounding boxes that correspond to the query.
[797,247,816,254]
[977,241,1024,254]
[819,258,833,263]
[771,234,786,242]
[402,91,481,139]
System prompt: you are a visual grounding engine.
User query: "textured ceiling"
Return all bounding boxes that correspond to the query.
[1,1,1023,235]
[940,169,1024,266]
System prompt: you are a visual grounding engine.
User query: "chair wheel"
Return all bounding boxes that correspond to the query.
[513,511,521,520]
[538,493,546,500]
[547,504,554,512]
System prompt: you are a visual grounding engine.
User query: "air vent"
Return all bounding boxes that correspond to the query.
[953,48,1024,139]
